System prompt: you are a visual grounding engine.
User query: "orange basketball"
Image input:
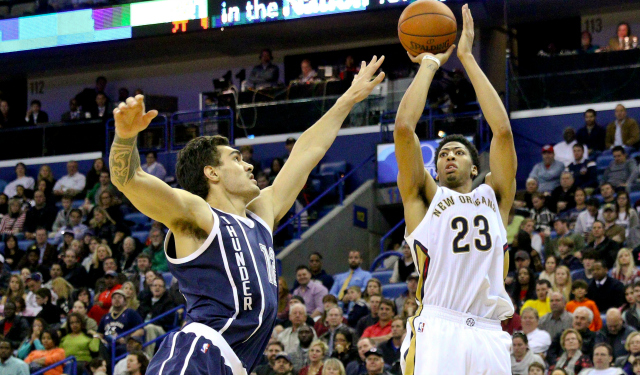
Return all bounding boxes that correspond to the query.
[398,0,457,56]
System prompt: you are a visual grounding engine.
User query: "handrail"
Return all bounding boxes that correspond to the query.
[32,355,77,375]
[170,107,235,147]
[370,251,403,272]
[110,304,185,373]
[274,153,375,238]
[104,114,169,155]
[379,218,405,254]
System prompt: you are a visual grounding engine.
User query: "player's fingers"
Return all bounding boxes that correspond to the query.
[361,60,366,71]
[445,44,456,56]
[118,102,127,110]
[126,97,136,106]
[374,55,385,69]
[369,55,377,69]
[142,109,158,124]
[135,94,145,102]
[372,72,385,85]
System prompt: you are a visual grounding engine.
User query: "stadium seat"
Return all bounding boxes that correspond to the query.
[630,191,640,206]
[371,270,394,285]
[131,231,148,244]
[382,283,407,299]
[0,179,6,193]
[125,213,151,230]
[162,272,173,286]
[592,194,603,203]
[319,161,347,176]
[0,242,4,254]
[55,199,84,210]
[18,240,34,250]
[596,154,614,173]
[570,269,583,280]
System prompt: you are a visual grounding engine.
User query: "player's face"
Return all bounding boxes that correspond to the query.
[215,146,260,201]
[436,142,476,188]
[593,346,612,369]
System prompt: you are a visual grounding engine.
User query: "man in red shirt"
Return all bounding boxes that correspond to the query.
[361,299,395,344]
[88,270,122,323]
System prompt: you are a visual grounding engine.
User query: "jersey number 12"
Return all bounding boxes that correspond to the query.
[451,215,492,253]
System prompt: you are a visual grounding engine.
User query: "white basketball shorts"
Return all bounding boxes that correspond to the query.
[400,305,512,375]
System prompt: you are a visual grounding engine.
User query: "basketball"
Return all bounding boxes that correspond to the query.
[398,0,457,56]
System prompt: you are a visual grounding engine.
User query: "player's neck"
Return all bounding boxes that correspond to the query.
[206,191,250,218]
[441,180,473,194]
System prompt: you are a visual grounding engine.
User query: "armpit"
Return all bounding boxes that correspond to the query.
[171,218,209,240]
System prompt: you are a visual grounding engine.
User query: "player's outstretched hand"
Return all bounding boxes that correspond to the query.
[347,55,386,103]
[113,95,158,139]
[407,44,456,66]
[457,4,474,58]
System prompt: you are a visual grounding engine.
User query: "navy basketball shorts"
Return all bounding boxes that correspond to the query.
[147,323,247,375]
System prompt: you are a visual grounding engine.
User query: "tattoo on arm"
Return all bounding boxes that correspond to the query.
[109,135,140,186]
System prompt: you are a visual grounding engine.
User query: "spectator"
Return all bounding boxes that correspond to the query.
[44,264,63,289]
[521,279,552,317]
[319,307,350,355]
[554,265,573,302]
[551,328,593,374]
[613,249,640,286]
[363,347,390,375]
[346,337,374,375]
[23,329,64,375]
[567,280,603,332]
[87,358,107,375]
[129,253,152,297]
[88,190,124,229]
[85,159,107,194]
[343,287,368,328]
[1,274,25,305]
[577,109,606,152]
[119,237,140,274]
[16,317,47,360]
[545,218,585,258]
[278,304,316,353]
[510,267,538,311]
[323,359,346,375]
[137,276,175,331]
[239,146,261,176]
[622,284,637,316]
[588,259,626,313]
[507,206,526,244]
[24,100,49,125]
[552,306,599,365]
[51,277,73,314]
[121,281,140,311]
[609,22,637,51]
[51,195,73,234]
[588,221,620,269]
[615,192,640,248]
[376,317,404,366]
[96,289,144,357]
[289,327,313,373]
[4,163,35,198]
[294,265,328,319]
[26,228,57,267]
[606,104,640,149]
[269,158,284,184]
[530,193,555,232]
[356,294,381,338]
[363,279,382,304]
[515,178,539,210]
[53,161,86,198]
[0,338,29,375]
[89,207,118,244]
[394,272,418,312]
[25,272,50,314]
[35,288,63,325]
[528,145,565,193]
[603,146,639,189]
[388,242,415,284]
[86,171,118,207]
[595,308,637,359]
[299,340,327,375]
[557,238,583,271]
[568,144,598,189]
[252,343,279,375]
[283,137,296,161]
[299,252,335,291]
[1,302,32,350]
[59,312,100,370]
[23,193,56,238]
[273,353,295,375]
[579,344,625,375]
[296,59,318,84]
[257,173,270,190]
[17,251,49,283]
[87,242,111,287]
[36,165,55,196]
[144,228,168,272]
[579,31,600,54]
[140,152,167,181]
[555,127,588,167]
[114,338,148,375]
[247,48,280,90]
[624,282,640,331]
[601,183,617,205]
[2,235,24,270]
[0,198,26,235]
[514,229,543,272]
[361,299,394,345]
[540,291,574,339]
[576,198,601,239]
[613,331,640,374]
[550,172,578,214]
[125,350,149,375]
[88,270,122,323]
[511,332,545,375]
[0,100,17,128]
[540,255,558,286]
[91,93,112,120]
[330,251,372,301]
[522,307,552,355]
[61,249,88,289]
[65,300,98,334]
[330,328,357,369]
[61,98,82,121]
[76,76,109,115]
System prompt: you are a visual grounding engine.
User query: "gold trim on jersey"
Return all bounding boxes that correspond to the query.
[404,241,429,375]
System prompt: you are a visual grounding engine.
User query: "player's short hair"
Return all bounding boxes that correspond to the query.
[434,134,480,175]
[536,279,552,288]
[176,135,230,199]
[571,280,589,291]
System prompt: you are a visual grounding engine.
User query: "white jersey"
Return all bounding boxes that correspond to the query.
[404,184,514,320]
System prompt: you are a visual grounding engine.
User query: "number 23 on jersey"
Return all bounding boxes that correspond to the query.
[450,215,492,254]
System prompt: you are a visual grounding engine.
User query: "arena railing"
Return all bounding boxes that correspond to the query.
[104,114,169,156]
[273,153,375,241]
[32,355,77,375]
[169,107,235,149]
[369,251,403,272]
[110,304,185,374]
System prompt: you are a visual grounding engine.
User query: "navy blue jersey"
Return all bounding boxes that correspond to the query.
[98,308,144,337]
[165,207,278,373]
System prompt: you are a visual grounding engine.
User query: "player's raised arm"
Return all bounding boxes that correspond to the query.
[394,46,455,232]
[458,4,516,216]
[250,56,385,224]
[109,95,212,232]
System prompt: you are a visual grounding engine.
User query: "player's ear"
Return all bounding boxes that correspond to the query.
[471,166,478,178]
[204,166,220,183]
[434,173,439,181]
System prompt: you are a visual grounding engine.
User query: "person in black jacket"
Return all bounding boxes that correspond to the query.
[587,259,626,314]
[377,317,405,366]
[137,277,176,331]
[588,221,620,269]
[61,249,89,289]
[0,301,30,349]
[331,327,358,369]
[576,109,606,152]
[35,288,63,326]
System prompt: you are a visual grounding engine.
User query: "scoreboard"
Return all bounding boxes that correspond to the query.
[0,0,424,54]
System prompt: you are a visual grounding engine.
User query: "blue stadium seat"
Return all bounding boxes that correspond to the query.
[592,194,603,203]
[0,179,6,193]
[382,283,407,299]
[596,155,614,172]
[371,270,394,285]
[162,272,173,286]
[131,231,148,244]
[570,269,583,280]
[0,242,4,254]
[630,191,640,206]
[18,240,34,250]
[319,161,347,176]
[125,213,151,230]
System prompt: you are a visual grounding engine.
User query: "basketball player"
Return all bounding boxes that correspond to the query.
[108,56,385,375]
[395,5,515,375]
